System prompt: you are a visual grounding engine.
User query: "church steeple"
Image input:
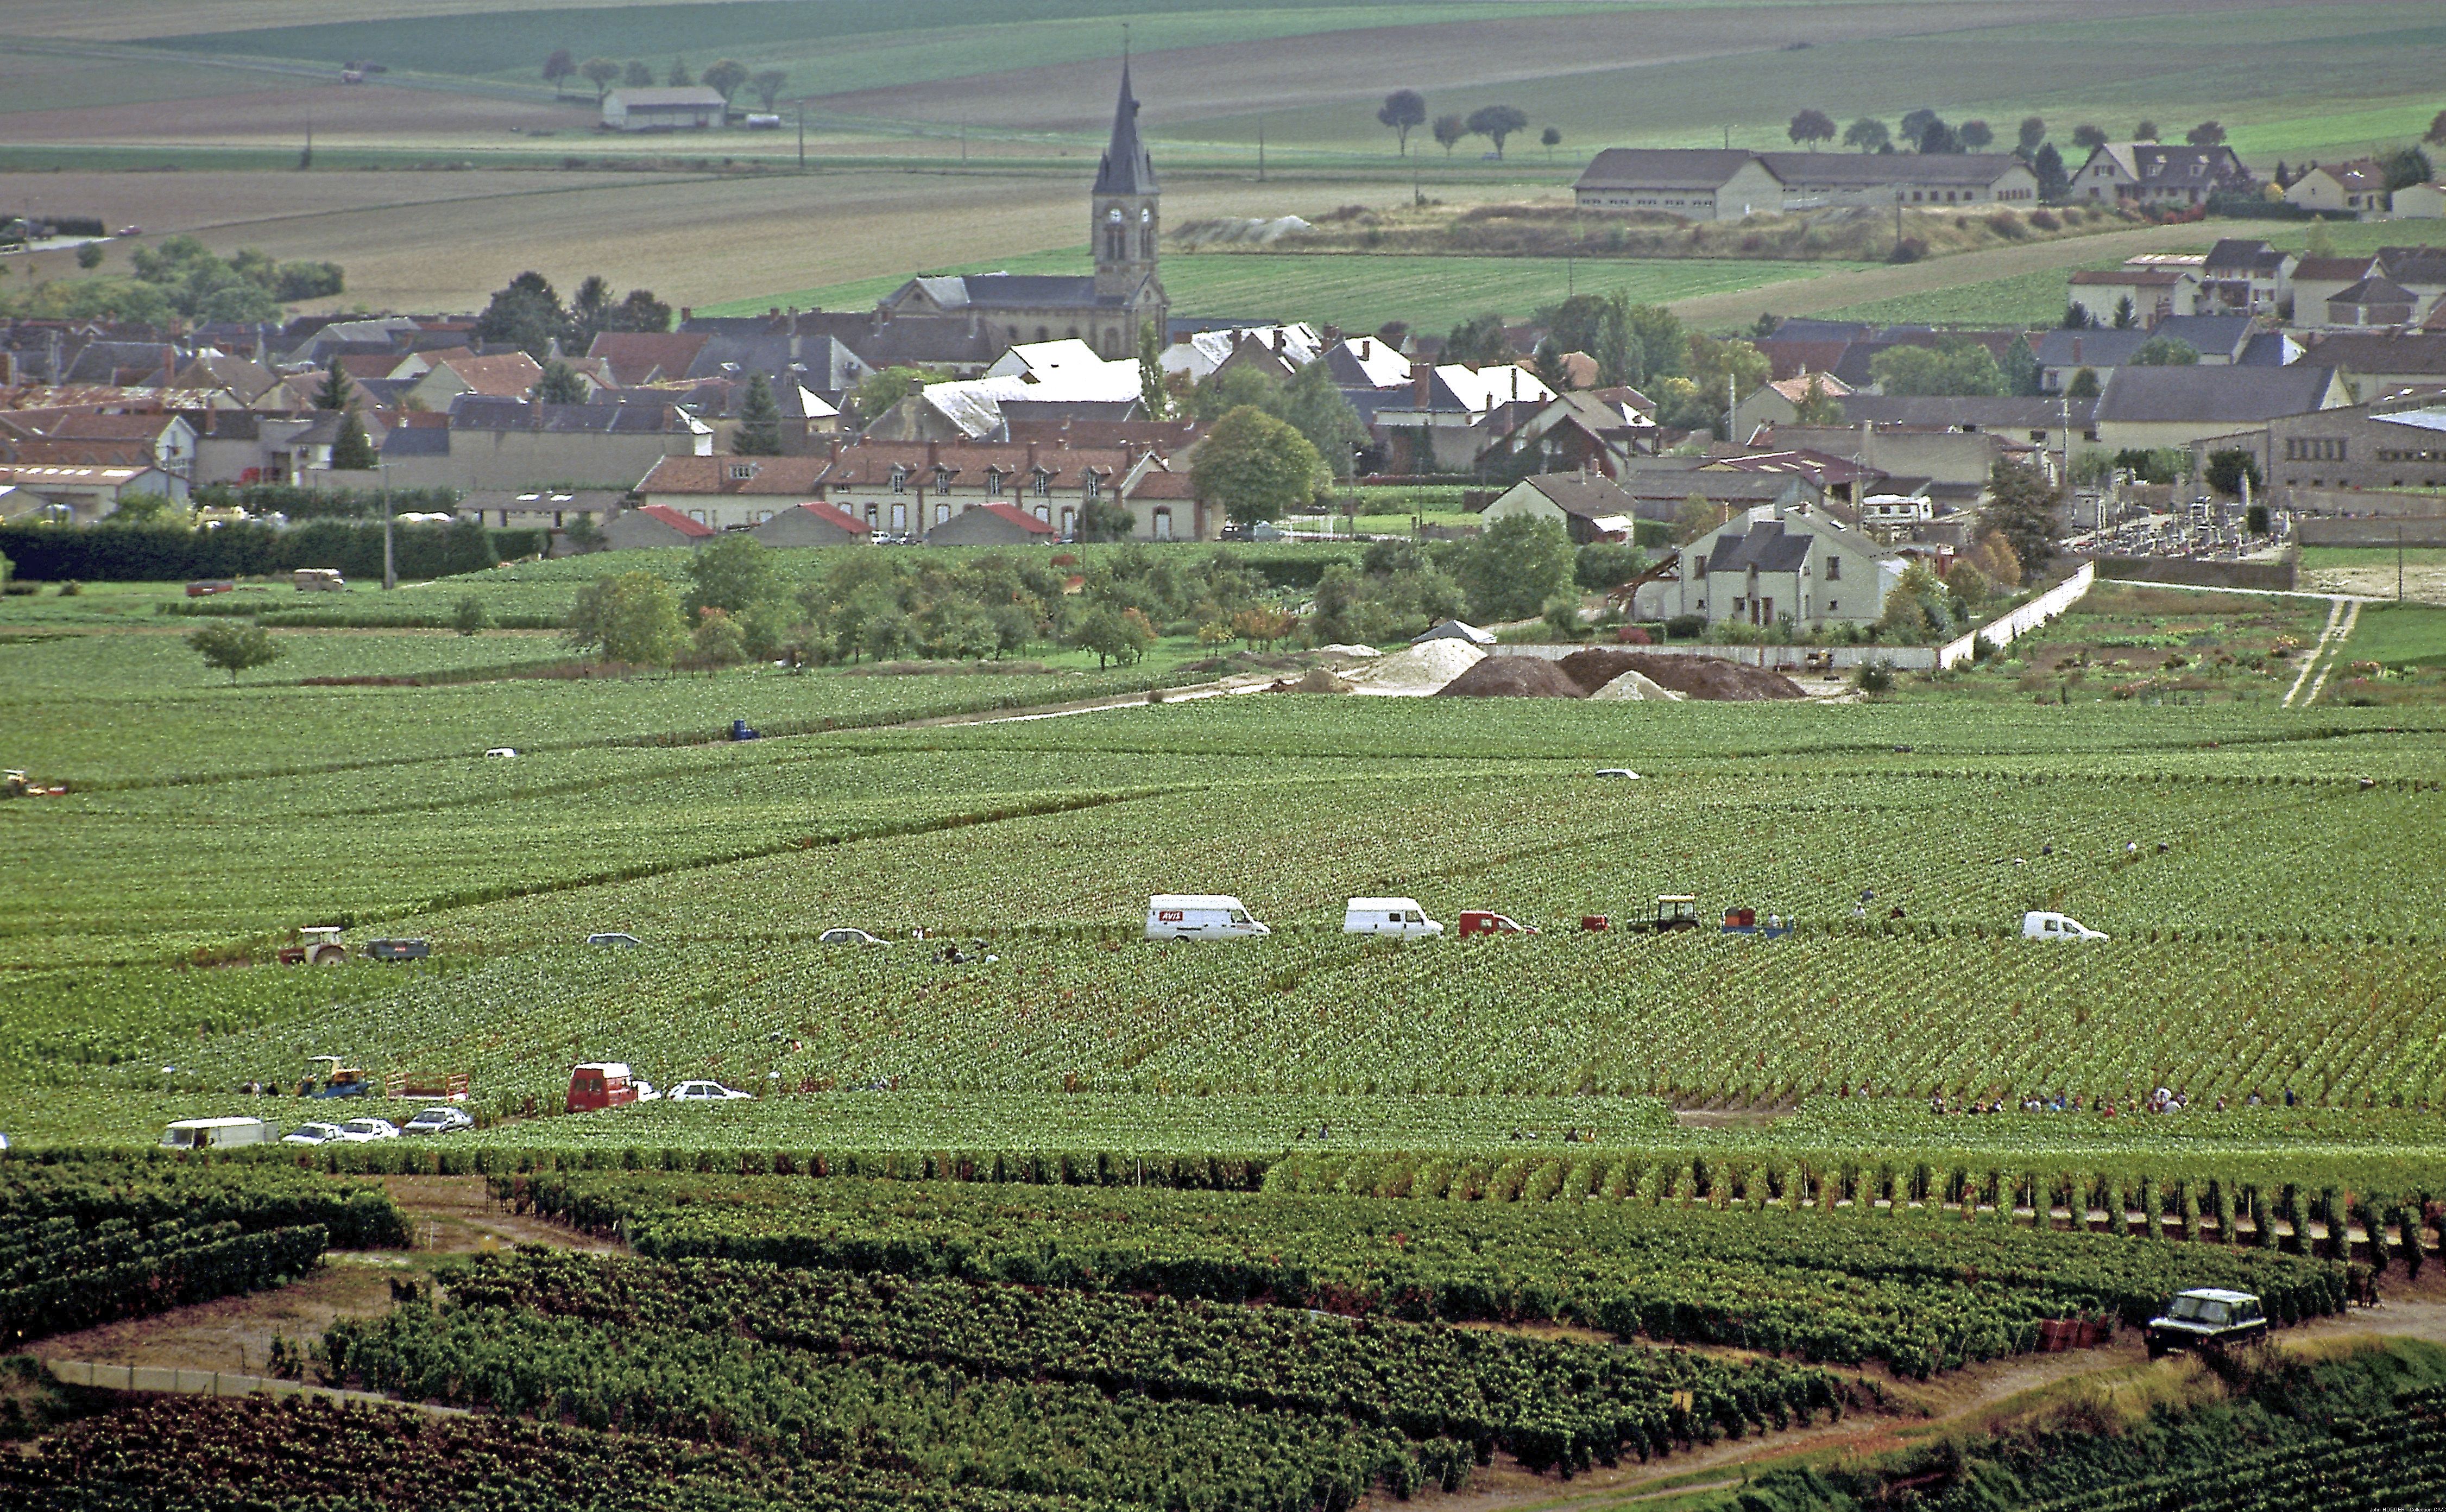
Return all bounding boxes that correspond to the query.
[1092,57,1159,302]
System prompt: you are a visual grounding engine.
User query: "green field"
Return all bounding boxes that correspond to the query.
[714,248,1860,331]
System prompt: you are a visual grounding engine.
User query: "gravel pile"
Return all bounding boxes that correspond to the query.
[1588,668,1682,701]
[1351,639,1486,695]
[1558,649,1804,701]
[1432,656,1589,698]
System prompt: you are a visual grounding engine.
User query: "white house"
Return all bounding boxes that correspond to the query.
[1639,502,1903,631]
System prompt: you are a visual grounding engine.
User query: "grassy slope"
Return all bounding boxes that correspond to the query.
[2343,604,2446,670]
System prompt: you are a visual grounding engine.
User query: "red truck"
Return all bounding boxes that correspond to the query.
[566,1063,641,1112]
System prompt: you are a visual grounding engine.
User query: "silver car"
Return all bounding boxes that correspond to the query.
[401,1106,474,1136]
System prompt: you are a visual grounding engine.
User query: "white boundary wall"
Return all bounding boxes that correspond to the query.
[1938,561,2095,669]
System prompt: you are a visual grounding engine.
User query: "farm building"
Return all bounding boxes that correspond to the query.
[1480,472,1641,544]
[602,87,727,131]
[924,500,1058,546]
[2091,364,2348,452]
[2188,387,2446,497]
[750,503,871,546]
[1572,149,2035,220]
[599,504,716,548]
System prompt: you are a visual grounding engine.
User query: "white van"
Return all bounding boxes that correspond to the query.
[1146,894,1270,940]
[160,1116,278,1150]
[1344,897,1443,939]
[2022,910,2109,942]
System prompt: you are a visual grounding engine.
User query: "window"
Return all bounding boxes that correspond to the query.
[1032,472,1050,497]
[729,463,754,480]
[1825,555,1840,580]
[1085,476,1101,501]
[1827,600,1838,613]
[1153,507,1172,540]
[1032,504,1049,523]
[935,503,949,525]
[688,509,707,523]
[986,471,1004,496]
[1060,506,1076,539]
[891,503,907,532]
[890,468,906,494]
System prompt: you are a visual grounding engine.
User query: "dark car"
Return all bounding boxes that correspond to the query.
[2146,1288,2268,1358]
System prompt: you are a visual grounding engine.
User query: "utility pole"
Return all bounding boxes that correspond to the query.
[380,461,395,591]
[1257,118,1266,182]
[2401,524,2407,603]
[796,104,805,172]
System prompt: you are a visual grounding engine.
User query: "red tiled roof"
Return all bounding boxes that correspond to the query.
[633,503,716,538]
[638,455,831,496]
[974,501,1056,535]
[586,331,710,387]
[780,502,869,534]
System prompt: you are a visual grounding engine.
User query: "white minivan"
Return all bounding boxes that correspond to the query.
[160,1116,278,1150]
[1344,897,1443,939]
[2022,910,2109,942]
[1146,894,1271,940]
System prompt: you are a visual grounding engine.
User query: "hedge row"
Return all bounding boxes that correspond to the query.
[0,521,541,583]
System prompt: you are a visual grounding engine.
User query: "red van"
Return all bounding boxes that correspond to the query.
[566,1062,638,1112]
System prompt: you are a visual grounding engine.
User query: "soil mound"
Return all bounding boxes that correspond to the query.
[1277,667,1354,693]
[1558,648,1803,701]
[1432,656,1588,698]
[1353,639,1485,694]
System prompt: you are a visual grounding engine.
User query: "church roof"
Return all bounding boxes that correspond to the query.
[1093,59,1156,197]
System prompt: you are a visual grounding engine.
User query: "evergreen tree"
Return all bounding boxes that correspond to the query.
[2002,333,2044,396]
[1137,320,1168,420]
[1981,457,2062,573]
[312,359,354,413]
[535,360,589,404]
[733,372,784,455]
[330,402,377,470]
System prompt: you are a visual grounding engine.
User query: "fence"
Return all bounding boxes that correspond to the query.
[1938,560,2095,669]
[1499,641,1938,670]
[43,1357,461,1413]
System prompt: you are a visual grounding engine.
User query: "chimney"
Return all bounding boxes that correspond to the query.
[1358,337,1372,360]
[2072,336,2082,364]
[1411,360,1430,408]
[925,439,939,471]
[679,307,692,324]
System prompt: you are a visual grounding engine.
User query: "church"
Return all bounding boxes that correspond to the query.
[803,61,1169,370]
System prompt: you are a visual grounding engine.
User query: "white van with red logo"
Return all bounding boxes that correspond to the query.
[1145,894,1269,941]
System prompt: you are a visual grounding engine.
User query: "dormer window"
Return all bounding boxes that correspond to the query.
[1084,476,1101,501]
[729,463,754,480]
[986,471,1004,496]
[1032,471,1050,497]
[890,467,906,494]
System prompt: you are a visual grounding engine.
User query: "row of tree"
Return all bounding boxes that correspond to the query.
[544,50,792,112]
[1375,91,1559,161]
[471,269,672,360]
[2,234,341,325]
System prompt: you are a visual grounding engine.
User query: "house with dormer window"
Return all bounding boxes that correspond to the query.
[1638,502,1905,630]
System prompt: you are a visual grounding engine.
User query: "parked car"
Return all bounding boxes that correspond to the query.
[401,1106,475,1136]
[2023,910,2108,942]
[667,1080,751,1103]
[366,938,430,961]
[336,1117,399,1142]
[484,747,518,758]
[160,1117,276,1150]
[585,932,641,948]
[2146,1289,2268,1358]
[1343,896,1443,939]
[283,1122,345,1146]
[1457,911,1536,937]
[819,927,888,947]
[1145,894,1270,940]
[1594,768,1641,779]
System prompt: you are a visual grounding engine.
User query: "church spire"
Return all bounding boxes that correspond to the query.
[1093,56,1156,197]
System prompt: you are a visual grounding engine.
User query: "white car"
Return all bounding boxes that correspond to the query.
[2022,910,2109,942]
[484,747,518,758]
[336,1117,400,1141]
[401,1106,474,1136]
[818,927,888,947]
[283,1122,345,1146]
[666,1080,751,1103]
[634,1079,661,1102]
[586,932,641,948]
[1594,768,1641,779]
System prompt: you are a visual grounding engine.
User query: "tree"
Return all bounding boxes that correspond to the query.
[751,69,790,113]
[2070,123,2108,152]
[187,622,282,684]
[846,365,934,424]
[103,491,175,526]
[1276,358,1369,480]
[535,359,588,404]
[1574,540,1646,592]
[2381,146,2436,193]
[1443,311,1511,366]
[1191,406,1322,524]
[624,61,654,88]
[1674,492,1719,544]
[1959,119,1994,150]
[1869,339,2006,397]
[474,270,567,359]
[701,59,748,105]
[544,49,575,93]
[2204,447,2262,498]
[1137,320,1168,420]
[452,594,491,636]
[75,241,103,271]
[330,404,377,470]
[685,533,783,617]
[2185,121,2226,147]
[1968,529,2022,589]
[1071,604,1153,668]
[2132,336,2200,366]
[1914,120,1963,155]
[666,56,693,87]
[1981,457,2061,573]
[1595,294,1638,387]
[2016,116,2047,155]
[2305,218,2338,260]
[1466,104,1530,158]
[1432,113,1467,156]
[1943,558,1991,610]
[1788,109,1836,149]
[2032,142,2070,202]
[2065,366,2102,399]
[313,359,355,414]
[1843,117,1890,153]
[2133,119,2159,141]
[1540,125,1563,163]
[1075,494,1137,543]
[567,571,684,666]
[1451,514,1572,623]
[2111,294,2138,330]
[1377,89,1426,155]
[1793,375,1843,425]
[2430,109,2446,147]
[1878,560,1953,641]
[2062,302,2097,330]
[733,371,784,454]
[2003,333,2044,396]
[690,608,748,669]
[581,58,620,102]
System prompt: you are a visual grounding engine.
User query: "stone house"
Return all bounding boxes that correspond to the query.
[1640,503,1904,630]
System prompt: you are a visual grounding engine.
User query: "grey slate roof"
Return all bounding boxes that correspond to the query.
[1836,395,2100,429]
[1706,519,1814,573]
[1575,148,1761,191]
[448,397,685,433]
[2152,315,2258,361]
[2331,276,2417,307]
[1758,151,2026,187]
[2303,332,2446,375]
[376,425,450,457]
[2095,365,2338,423]
[2033,329,2153,370]
[2204,239,2287,275]
[1093,60,1157,197]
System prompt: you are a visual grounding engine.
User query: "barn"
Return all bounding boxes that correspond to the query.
[602,87,726,132]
